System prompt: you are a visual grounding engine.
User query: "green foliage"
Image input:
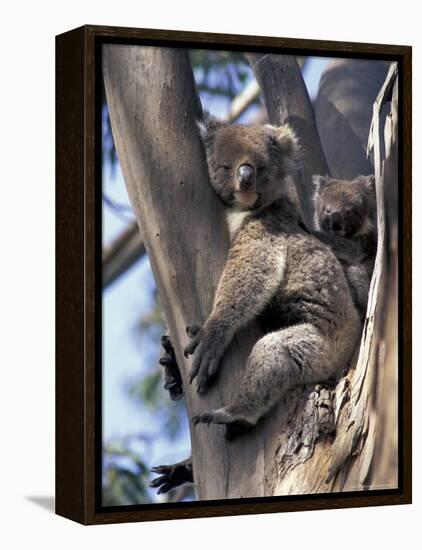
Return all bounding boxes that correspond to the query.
[102,441,151,506]
[128,369,185,440]
[103,281,189,505]
[190,50,251,99]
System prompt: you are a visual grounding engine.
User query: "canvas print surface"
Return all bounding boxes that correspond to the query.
[101,45,398,506]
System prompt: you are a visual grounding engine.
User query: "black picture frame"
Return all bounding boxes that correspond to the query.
[56,25,412,525]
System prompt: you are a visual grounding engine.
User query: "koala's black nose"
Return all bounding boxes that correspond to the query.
[330,212,342,232]
[238,164,255,190]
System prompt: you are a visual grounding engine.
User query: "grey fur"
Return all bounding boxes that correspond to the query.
[185,116,361,439]
[312,174,377,316]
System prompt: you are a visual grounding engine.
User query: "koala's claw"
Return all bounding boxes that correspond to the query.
[224,421,253,441]
[192,412,215,426]
[184,338,200,359]
[149,474,173,495]
[188,368,198,385]
[195,358,220,393]
[150,460,193,494]
[159,334,183,401]
[150,465,176,494]
[161,334,172,349]
[159,355,174,367]
[184,323,222,391]
[186,324,201,338]
[184,324,202,358]
[193,410,254,440]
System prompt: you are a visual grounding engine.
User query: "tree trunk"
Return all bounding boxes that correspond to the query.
[103,47,398,499]
[314,59,390,179]
[103,45,263,499]
[271,63,399,495]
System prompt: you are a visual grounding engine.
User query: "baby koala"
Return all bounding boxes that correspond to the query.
[312,175,377,317]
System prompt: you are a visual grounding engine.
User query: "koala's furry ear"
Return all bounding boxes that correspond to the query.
[197,112,226,144]
[355,174,376,195]
[265,124,299,171]
[362,174,376,189]
[312,175,330,192]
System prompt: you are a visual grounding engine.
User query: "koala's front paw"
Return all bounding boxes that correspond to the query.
[185,324,223,394]
[149,460,193,494]
[192,408,253,440]
[192,411,216,425]
[183,324,202,358]
[159,335,183,401]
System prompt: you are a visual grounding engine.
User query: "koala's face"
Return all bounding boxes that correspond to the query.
[198,115,298,210]
[313,175,376,237]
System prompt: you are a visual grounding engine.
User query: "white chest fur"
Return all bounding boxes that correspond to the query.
[226,209,251,238]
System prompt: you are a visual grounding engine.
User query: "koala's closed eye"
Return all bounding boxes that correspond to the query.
[221,164,231,170]
[257,166,265,173]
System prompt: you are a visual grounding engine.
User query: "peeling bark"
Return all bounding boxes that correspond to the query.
[273,63,399,495]
[254,61,399,497]
[331,62,399,491]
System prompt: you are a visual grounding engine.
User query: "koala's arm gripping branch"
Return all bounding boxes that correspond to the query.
[186,235,286,393]
[209,238,286,336]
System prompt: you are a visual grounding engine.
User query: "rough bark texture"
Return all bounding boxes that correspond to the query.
[272,63,399,495]
[103,47,398,499]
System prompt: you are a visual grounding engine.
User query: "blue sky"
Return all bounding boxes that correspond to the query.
[102,162,191,470]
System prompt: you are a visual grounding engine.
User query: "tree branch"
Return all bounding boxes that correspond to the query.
[102,221,145,289]
[314,59,390,179]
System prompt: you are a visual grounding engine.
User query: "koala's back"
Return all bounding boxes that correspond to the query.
[263,232,356,338]
[241,199,359,342]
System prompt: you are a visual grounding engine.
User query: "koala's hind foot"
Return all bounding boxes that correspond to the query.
[346,264,371,319]
[159,334,183,401]
[192,408,255,441]
[149,458,193,494]
[192,323,354,440]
